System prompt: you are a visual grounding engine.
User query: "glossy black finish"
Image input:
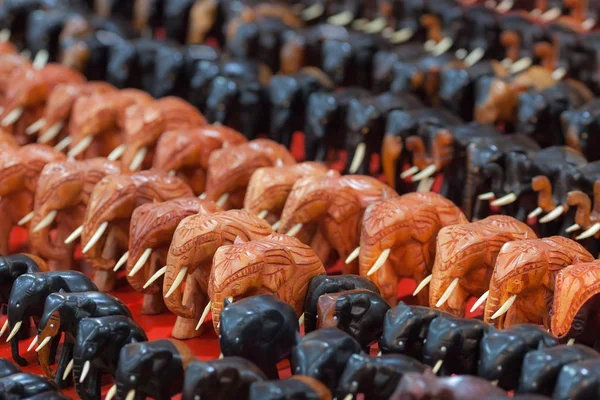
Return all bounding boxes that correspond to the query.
[25,9,79,62]
[0,358,20,379]
[248,376,328,400]
[372,44,429,93]
[554,358,600,400]
[0,254,45,306]
[219,294,299,379]
[182,357,266,400]
[0,372,59,399]
[561,99,600,162]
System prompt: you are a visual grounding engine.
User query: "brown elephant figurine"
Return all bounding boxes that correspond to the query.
[205,139,296,210]
[120,97,207,172]
[429,216,537,317]
[80,170,193,291]
[125,197,221,315]
[0,144,66,255]
[483,236,594,330]
[29,158,121,271]
[0,54,31,96]
[278,172,398,273]
[33,81,117,147]
[567,180,600,240]
[244,162,329,226]
[152,125,247,195]
[67,89,153,159]
[208,232,326,333]
[164,209,273,339]
[358,192,467,306]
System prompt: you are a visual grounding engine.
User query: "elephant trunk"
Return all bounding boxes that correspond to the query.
[567,190,592,228]
[163,258,198,320]
[211,294,225,334]
[532,175,556,212]
[463,166,478,221]
[37,313,60,379]
[483,282,502,326]
[406,136,427,169]
[381,135,402,190]
[74,358,101,400]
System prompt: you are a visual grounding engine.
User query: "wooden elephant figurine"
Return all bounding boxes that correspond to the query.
[0,253,48,307]
[0,372,62,399]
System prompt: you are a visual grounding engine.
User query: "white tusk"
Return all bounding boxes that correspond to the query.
[411,164,436,182]
[455,48,468,60]
[27,335,39,352]
[257,210,268,219]
[501,57,513,68]
[582,18,596,31]
[63,359,74,381]
[344,395,353,400]
[105,384,117,400]
[541,7,561,21]
[79,360,91,383]
[436,277,460,308]
[199,192,207,199]
[196,301,212,330]
[20,50,31,60]
[349,143,366,174]
[345,247,360,264]
[143,266,166,289]
[6,321,22,342]
[25,118,46,135]
[352,18,368,30]
[491,380,499,386]
[390,27,414,44]
[113,251,129,272]
[496,0,513,12]
[327,10,353,26]
[17,211,34,226]
[567,338,575,346]
[35,336,52,352]
[424,40,436,52]
[54,136,72,152]
[0,29,10,43]
[128,248,152,277]
[32,210,57,233]
[64,225,83,244]
[413,274,432,296]
[37,121,64,143]
[478,192,495,201]
[32,49,49,69]
[539,205,565,224]
[218,353,224,359]
[470,290,489,313]
[527,207,543,219]
[272,220,281,231]
[490,193,517,207]
[1,108,23,127]
[125,390,136,400]
[165,267,188,298]
[491,294,517,320]
[509,57,532,74]
[216,193,229,207]
[0,320,8,336]
[67,136,93,158]
[82,221,109,254]
[552,67,566,81]
[107,144,126,161]
[128,147,147,171]
[301,3,324,21]
[367,248,390,276]
[417,177,435,193]
[432,359,444,374]
[566,223,580,233]
[431,37,453,57]
[286,223,303,237]
[298,313,304,326]
[576,223,600,241]
[168,170,176,176]
[363,17,386,34]
[464,47,485,68]
[400,166,419,179]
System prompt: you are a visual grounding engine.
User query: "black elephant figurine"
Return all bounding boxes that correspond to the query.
[0,372,60,399]
[344,91,422,175]
[336,353,426,400]
[248,376,331,400]
[162,0,196,44]
[0,358,20,379]
[561,98,600,162]
[372,43,430,93]
[462,5,503,61]
[25,9,81,63]
[477,324,558,390]
[316,289,389,351]
[114,339,196,400]
[36,291,132,387]
[0,253,47,307]
[73,315,147,400]
[291,327,362,393]
[268,67,333,149]
[378,302,452,361]
[219,295,299,379]
[553,358,600,400]
[304,87,369,162]
[23,390,72,399]
[422,316,489,376]
[6,271,97,366]
[517,344,599,396]
[303,274,379,334]
[182,357,267,400]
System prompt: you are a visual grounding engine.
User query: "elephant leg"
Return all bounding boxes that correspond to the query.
[142,256,166,315]
[55,339,74,388]
[93,270,115,292]
[377,262,399,307]
[172,273,207,339]
[53,220,77,271]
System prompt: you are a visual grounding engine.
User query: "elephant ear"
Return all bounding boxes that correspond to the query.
[259,308,285,345]
[412,204,443,244]
[327,186,361,224]
[261,246,296,293]
[551,262,600,338]
[74,297,97,319]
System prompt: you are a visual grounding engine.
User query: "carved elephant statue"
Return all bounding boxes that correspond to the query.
[291,327,362,393]
[249,376,332,400]
[562,98,600,162]
[114,339,196,400]
[204,139,295,210]
[35,291,132,386]
[209,233,325,333]
[0,254,47,307]
[182,357,267,400]
[0,372,61,399]
[152,125,247,195]
[278,172,397,272]
[372,43,430,94]
[430,216,537,317]
[5,270,97,366]
[164,209,273,339]
[219,294,299,379]
[0,358,20,379]
[358,192,467,306]
[567,177,600,241]
[73,315,147,400]
[80,170,193,291]
[29,158,121,271]
[125,197,220,315]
